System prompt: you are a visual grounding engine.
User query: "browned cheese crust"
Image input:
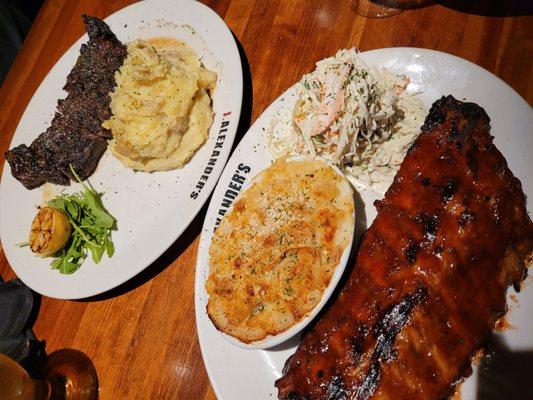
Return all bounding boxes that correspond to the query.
[275,96,533,400]
[206,157,354,343]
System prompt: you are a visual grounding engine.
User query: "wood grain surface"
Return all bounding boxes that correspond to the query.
[0,1,531,399]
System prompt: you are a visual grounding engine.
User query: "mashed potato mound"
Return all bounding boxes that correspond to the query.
[103,39,217,171]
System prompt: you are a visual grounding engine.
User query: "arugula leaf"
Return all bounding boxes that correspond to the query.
[47,197,66,211]
[46,165,116,274]
[84,192,115,229]
[105,235,114,257]
[69,165,115,229]
[87,241,105,263]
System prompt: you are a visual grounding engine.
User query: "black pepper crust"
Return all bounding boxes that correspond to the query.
[5,16,127,189]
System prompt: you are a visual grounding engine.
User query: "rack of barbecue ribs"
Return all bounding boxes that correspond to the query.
[5,16,127,189]
[276,96,532,400]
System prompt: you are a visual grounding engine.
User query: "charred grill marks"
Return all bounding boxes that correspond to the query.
[373,286,427,363]
[326,375,348,400]
[440,179,457,203]
[276,96,532,400]
[405,241,419,264]
[420,213,439,241]
[355,287,428,400]
[5,16,127,189]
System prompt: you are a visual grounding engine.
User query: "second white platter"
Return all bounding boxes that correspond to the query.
[195,47,533,400]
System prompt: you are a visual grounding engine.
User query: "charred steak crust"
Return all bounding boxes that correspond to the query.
[5,16,126,189]
[275,96,532,400]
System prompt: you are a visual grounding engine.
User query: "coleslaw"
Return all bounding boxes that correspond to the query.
[268,48,427,192]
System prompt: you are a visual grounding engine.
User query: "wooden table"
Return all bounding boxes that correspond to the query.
[0,1,531,398]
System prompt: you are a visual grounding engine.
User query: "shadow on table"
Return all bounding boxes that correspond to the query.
[79,33,253,302]
[231,33,254,150]
[476,334,533,400]
[410,0,533,16]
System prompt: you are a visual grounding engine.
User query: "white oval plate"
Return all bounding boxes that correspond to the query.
[0,0,243,299]
[195,48,533,400]
[212,155,356,350]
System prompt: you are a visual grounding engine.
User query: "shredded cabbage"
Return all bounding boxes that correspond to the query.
[268,48,427,193]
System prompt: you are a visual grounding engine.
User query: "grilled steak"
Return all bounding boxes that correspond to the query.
[5,16,127,189]
[276,96,532,400]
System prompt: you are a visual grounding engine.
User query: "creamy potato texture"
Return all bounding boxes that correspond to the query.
[103,39,217,171]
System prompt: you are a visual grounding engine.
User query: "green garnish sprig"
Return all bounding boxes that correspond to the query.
[47,166,116,274]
